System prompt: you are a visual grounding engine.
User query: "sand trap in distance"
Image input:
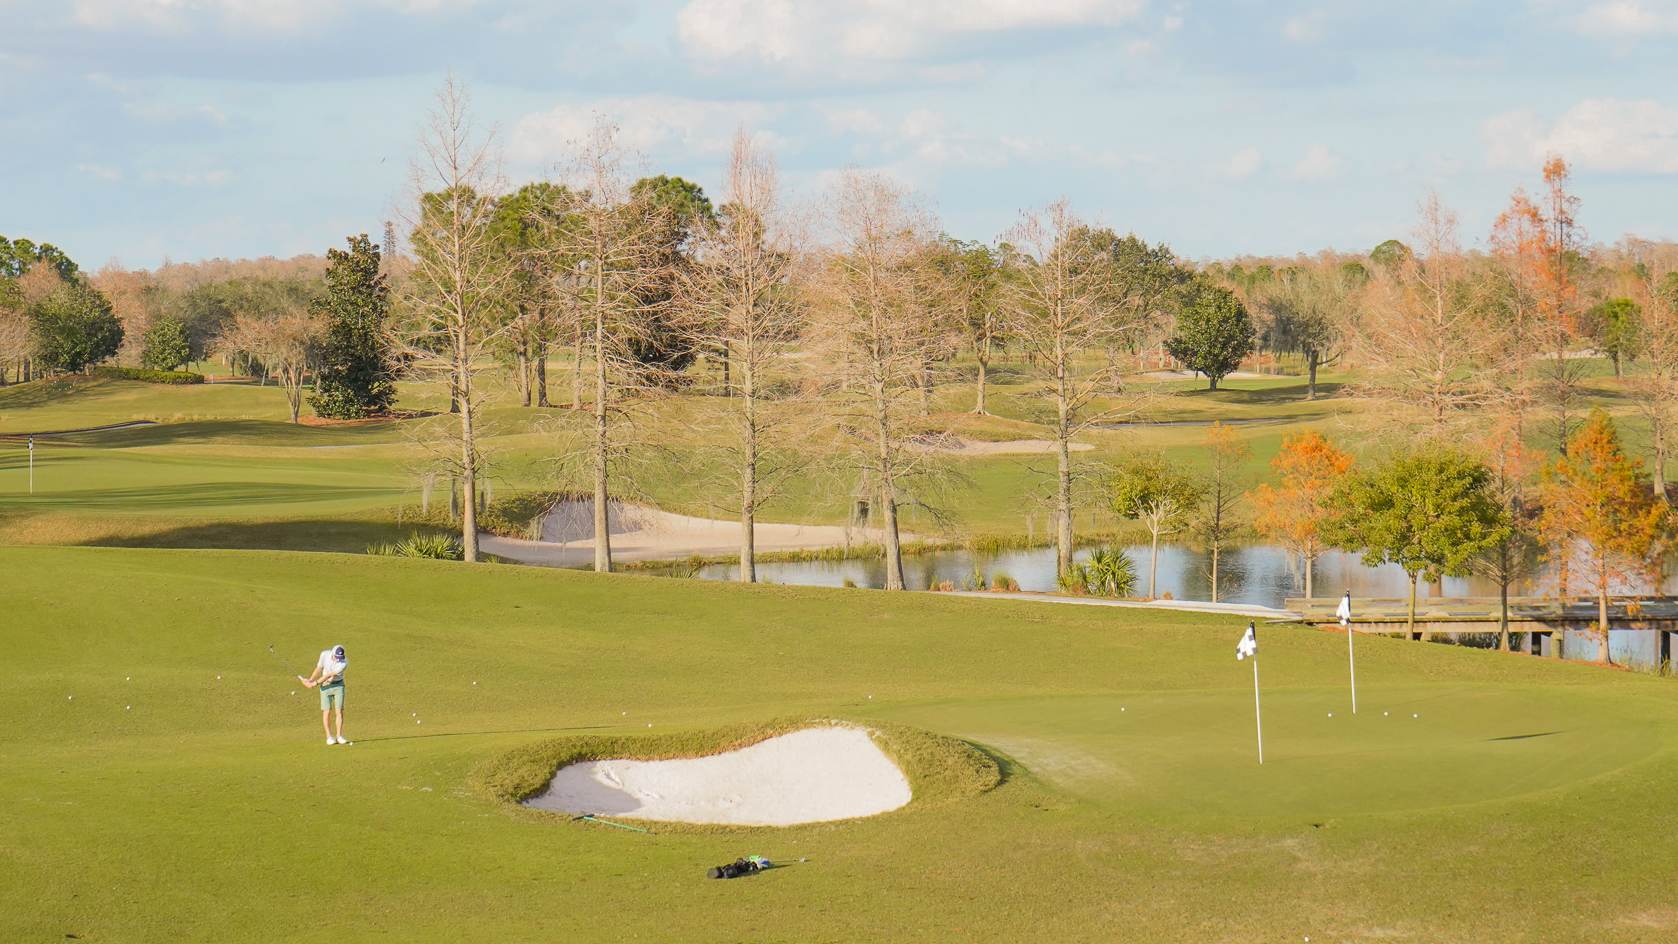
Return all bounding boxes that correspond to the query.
[523,727,912,826]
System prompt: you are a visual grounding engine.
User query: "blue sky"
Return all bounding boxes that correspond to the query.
[2,0,1675,269]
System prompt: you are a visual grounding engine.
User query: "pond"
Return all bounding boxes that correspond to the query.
[679,543,1678,610]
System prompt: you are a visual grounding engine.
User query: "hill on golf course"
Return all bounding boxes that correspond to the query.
[3,546,1676,942]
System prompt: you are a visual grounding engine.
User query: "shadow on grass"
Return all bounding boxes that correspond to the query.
[1488,731,1564,742]
[48,419,405,448]
[2,481,398,509]
[43,517,455,553]
[357,723,615,744]
[1171,381,1346,404]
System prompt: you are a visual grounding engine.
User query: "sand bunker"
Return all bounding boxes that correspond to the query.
[481,498,904,566]
[523,727,913,826]
[908,432,1092,456]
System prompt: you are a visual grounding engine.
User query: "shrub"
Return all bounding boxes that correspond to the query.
[1058,566,1090,595]
[1084,547,1137,598]
[932,580,956,592]
[841,578,859,589]
[990,573,1019,592]
[92,366,204,385]
[140,316,192,371]
[29,281,122,373]
[962,565,986,591]
[367,531,464,560]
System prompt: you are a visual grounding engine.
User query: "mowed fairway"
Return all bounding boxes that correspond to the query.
[4,548,1677,942]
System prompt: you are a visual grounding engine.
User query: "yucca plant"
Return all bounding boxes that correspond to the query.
[1083,547,1137,598]
[368,532,465,561]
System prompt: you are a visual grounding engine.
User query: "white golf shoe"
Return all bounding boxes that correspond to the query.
[335,736,350,745]
[326,737,336,746]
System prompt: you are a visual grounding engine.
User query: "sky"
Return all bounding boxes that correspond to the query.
[1,0,1675,269]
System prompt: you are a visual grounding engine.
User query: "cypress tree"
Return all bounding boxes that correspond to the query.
[310,234,395,418]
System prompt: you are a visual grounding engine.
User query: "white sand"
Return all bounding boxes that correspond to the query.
[523,727,913,826]
[481,498,906,567]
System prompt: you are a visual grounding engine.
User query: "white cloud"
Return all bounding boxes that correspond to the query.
[1221,146,1263,179]
[825,107,886,135]
[1566,1,1678,37]
[509,96,783,166]
[1291,144,1342,180]
[1484,98,1678,173]
[1282,12,1326,42]
[70,0,480,33]
[677,0,1147,70]
[76,163,123,182]
[142,168,234,187]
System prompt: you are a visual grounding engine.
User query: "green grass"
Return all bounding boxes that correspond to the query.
[0,360,1662,551]
[4,546,1677,942]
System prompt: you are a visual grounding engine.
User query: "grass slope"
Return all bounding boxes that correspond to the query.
[3,547,1676,942]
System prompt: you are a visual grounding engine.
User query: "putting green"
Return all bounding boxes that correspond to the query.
[4,546,1677,942]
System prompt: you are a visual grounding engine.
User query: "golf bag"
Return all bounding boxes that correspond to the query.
[707,855,772,879]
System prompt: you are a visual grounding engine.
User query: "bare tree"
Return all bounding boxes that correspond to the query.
[397,77,516,563]
[807,170,941,590]
[1257,255,1359,399]
[1194,421,1250,602]
[924,237,1001,414]
[214,307,323,422]
[1630,253,1678,497]
[0,292,29,385]
[1349,194,1496,438]
[1002,201,1145,578]
[540,118,673,573]
[679,129,806,582]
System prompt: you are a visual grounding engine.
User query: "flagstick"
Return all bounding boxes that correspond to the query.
[1252,652,1264,765]
[1346,620,1358,715]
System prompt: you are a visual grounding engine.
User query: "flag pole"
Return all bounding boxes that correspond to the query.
[1341,590,1357,715]
[1252,645,1264,765]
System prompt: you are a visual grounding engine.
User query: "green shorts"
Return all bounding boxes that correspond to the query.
[319,682,345,710]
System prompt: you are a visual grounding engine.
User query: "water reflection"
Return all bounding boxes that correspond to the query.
[686,544,1678,609]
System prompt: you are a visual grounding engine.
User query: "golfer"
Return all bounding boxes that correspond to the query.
[298,645,350,746]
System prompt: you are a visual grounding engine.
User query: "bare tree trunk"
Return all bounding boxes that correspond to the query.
[571,322,584,410]
[1149,529,1160,599]
[1655,417,1668,499]
[1304,551,1314,599]
[1054,340,1074,579]
[877,375,905,590]
[1306,349,1319,401]
[516,342,532,407]
[457,353,480,562]
[1598,579,1611,663]
[1211,546,1220,603]
[1498,543,1511,652]
[739,352,757,583]
[973,345,989,414]
[535,338,550,407]
[592,284,612,573]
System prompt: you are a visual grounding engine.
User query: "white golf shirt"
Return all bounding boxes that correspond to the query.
[317,648,347,685]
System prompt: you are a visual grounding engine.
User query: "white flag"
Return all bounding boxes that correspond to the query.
[1235,624,1257,661]
[1336,592,1352,628]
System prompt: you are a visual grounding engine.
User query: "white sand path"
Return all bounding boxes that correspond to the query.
[481,498,906,566]
[523,727,912,826]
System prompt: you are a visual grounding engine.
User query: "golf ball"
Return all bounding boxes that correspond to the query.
[291,691,297,696]
[1120,707,1126,712]
[125,705,131,711]
[1383,711,1389,717]
[216,675,221,680]
[472,681,478,686]
[416,719,422,725]
[646,723,653,728]
[1412,713,1419,719]
[125,676,131,681]
[1328,713,1334,718]
[67,695,73,701]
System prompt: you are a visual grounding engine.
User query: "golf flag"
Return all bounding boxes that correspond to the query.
[1339,590,1358,714]
[1235,623,1257,660]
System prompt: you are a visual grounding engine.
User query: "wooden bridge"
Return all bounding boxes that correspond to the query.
[1287,596,1678,669]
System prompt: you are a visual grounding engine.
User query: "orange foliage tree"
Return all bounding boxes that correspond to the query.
[1249,431,1353,598]
[1538,410,1670,662]
[1490,157,1588,454]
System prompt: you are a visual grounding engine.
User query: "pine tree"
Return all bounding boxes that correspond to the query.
[310,234,395,419]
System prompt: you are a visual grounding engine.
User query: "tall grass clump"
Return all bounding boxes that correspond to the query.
[367,532,465,561]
